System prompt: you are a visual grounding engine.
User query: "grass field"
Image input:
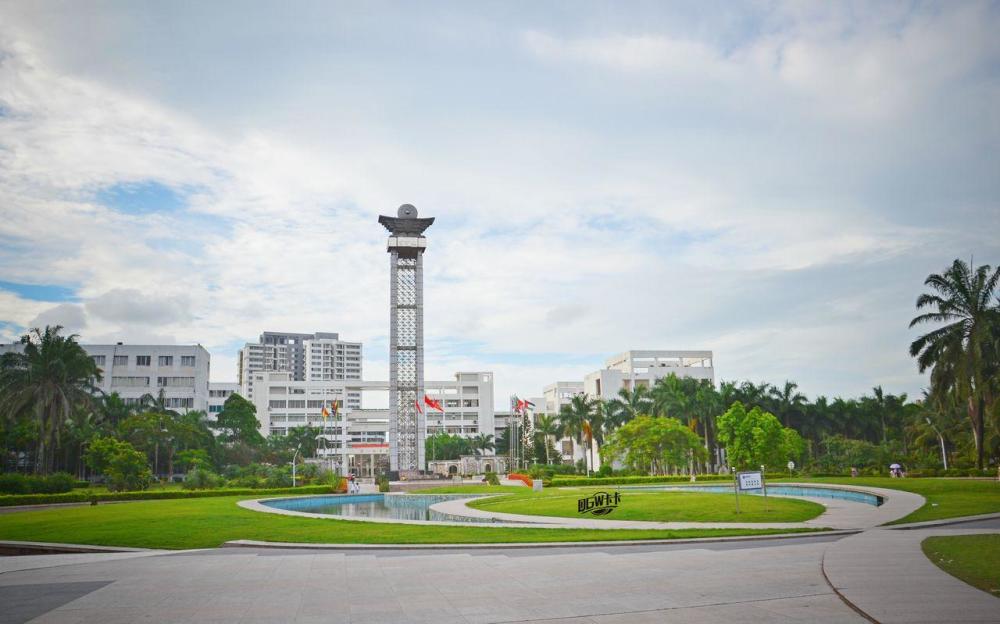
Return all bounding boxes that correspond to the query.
[922,534,1000,596]
[464,487,824,523]
[780,477,1000,523]
[0,495,822,549]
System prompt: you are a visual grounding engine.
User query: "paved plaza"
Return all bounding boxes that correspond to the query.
[1,518,998,624]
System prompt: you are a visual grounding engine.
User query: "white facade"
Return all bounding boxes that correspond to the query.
[247,370,495,475]
[0,342,212,414]
[584,350,714,400]
[207,382,239,417]
[238,331,361,400]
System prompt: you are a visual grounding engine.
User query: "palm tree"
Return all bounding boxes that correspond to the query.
[471,433,495,456]
[910,259,1000,469]
[0,326,101,473]
[769,381,806,428]
[558,394,596,474]
[98,391,135,429]
[606,386,653,430]
[534,414,561,465]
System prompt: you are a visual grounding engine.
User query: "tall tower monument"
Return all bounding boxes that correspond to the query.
[378,204,434,477]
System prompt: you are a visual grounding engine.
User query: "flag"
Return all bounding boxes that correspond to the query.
[414,398,423,414]
[512,395,522,413]
[332,400,339,417]
[424,395,445,413]
[321,405,330,422]
[515,398,536,412]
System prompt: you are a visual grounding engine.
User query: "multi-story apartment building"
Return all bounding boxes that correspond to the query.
[247,370,495,476]
[237,331,362,399]
[1,342,212,413]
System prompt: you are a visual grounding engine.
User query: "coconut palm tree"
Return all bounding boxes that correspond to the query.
[558,394,596,474]
[606,385,653,430]
[534,414,561,465]
[910,259,1000,469]
[769,381,807,428]
[0,326,101,473]
[98,391,135,429]
[471,433,495,456]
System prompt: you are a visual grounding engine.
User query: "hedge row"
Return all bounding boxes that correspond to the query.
[549,474,789,487]
[0,484,336,507]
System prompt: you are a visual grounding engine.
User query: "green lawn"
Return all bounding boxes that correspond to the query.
[0,495,822,549]
[465,487,824,523]
[779,477,1000,524]
[922,534,1000,596]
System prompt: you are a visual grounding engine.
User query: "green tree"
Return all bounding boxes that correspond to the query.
[0,326,101,473]
[533,414,561,465]
[716,401,788,470]
[85,436,151,491]
[909,259,1000,469]
[215,393,264,446]
[558,394,596,474]
[602,415,705,475]
[769,381,807,429]
[425,431,473,461]
[471,433,495,456]
[605,385,653,430]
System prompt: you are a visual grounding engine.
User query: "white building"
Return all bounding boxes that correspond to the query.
[584,350,714,400]
[238,331,362,399]
[1,342,212,413]
[207,382,239,417]
[536,350,715,467]
[247,370,496,476]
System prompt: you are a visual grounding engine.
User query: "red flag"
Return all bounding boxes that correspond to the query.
[424,395,445,413]
[414,398,423,414]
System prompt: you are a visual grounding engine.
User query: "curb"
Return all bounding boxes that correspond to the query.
[0,540,159,555]
[885,511,1000,530]
[220,529,855,551]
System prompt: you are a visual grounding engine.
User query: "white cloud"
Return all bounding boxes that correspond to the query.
[0,2,996,403]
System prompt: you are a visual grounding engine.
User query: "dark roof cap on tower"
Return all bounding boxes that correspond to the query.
[378,204,434,235]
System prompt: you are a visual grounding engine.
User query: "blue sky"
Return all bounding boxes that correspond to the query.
[0,1,998,407]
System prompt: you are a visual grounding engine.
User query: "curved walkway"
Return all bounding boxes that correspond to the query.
[823,524,1000,623]
[431,483,925,530]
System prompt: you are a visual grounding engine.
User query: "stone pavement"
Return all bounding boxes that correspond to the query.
[0,536,867,624]
[823,525,1000,623]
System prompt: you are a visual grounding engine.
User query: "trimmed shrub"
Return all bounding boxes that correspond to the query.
[181,468,225,490]
[0,472,78,495]
[0,484,336,507]
[550,474,736,487]
[377,476,390,492]
[483,472,500,486]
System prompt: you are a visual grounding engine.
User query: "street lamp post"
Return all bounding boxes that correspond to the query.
[292,445,301,487]
[925,418,948,470]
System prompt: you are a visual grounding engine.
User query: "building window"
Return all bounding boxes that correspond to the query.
[136,356,151,366]
[269,400,287,409]
[111,376,150,387]
[157,377,194,387]
[113,355,128,366]
[181,356,196,366]
[209,405,223,413]
[562,440,573,455]
[158,356,173,366]
[91,355,106,366]
[270,427,287,436]
[164,397,193,408]
[462,399,479,407]
[288,400,305,409]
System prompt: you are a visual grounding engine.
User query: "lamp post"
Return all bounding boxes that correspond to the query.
[925,418,948,470]
[292,445,301,487]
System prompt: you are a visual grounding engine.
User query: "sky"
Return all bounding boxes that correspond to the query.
[0,1,998,408]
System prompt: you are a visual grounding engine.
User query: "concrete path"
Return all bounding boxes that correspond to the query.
[0,536,868,623]
[823,525,1000,623]
[431,483,925,530]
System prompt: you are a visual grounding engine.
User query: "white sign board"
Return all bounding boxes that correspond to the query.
[737,471,763,491]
